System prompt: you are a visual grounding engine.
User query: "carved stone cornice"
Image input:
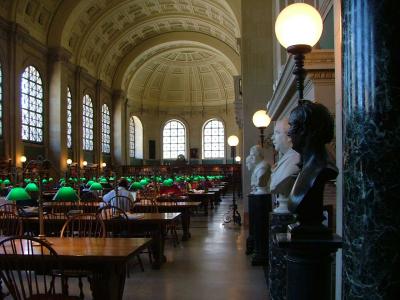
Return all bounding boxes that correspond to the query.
[307,70,335,80]
[112,89,126,101]
[7,22,47,54]
[47,47,72,63]
[267,50,335,120]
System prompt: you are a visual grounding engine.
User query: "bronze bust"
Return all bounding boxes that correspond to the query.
[287,100,338,238]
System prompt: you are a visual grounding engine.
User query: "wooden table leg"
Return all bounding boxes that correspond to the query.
[151,225,166,269]
[181,209,191,241]
[91,262,126,300]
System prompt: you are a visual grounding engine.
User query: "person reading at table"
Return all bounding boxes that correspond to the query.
[103,178,135,211]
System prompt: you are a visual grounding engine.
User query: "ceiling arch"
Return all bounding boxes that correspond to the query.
[47,0,240,84]
[113,31,240,91]
[125,43,236,111]
[4,0,241,112]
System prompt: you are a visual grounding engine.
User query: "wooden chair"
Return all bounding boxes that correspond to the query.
[0,206,23,297]
[96,206,129,238]
[96,206,146,274]
[163,202,180,247]
[77,200,101,214]
[0,236,79,300]
[0,203,17,213]
[108,195,134,212]
[59,214,105,298]
[60,213,105,238]
[0,210,23,236]
[137,199,159,213]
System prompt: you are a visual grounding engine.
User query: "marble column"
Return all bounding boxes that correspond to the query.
[112,90,127,166]
[342,1,400,298]
[268,212,295,300]
[47,47,71,173]
[240,0,274,224]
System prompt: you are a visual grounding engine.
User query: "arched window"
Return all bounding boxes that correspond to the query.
[82,95,93,151]
[129,116,135,158]
[163,119,186,159]
[21,66,43,142]
[129,116,143,159]
[0,62,2,137]
[67,88,72,148]
[203,119,225,158]
[101,104,111,154]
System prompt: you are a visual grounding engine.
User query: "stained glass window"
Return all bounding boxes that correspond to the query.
[203,119,225,158]
[101,104,111,154]
[67,88,72,148]
[163,120,186,159]
[21,66,43,142]
[129,116,135,158]
[82,95,93,151]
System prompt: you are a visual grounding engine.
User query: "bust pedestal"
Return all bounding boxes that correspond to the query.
[246,194,272,266]
[268,212,296,300]
[276,233,342,300]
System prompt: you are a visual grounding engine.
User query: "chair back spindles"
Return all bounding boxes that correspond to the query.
[109,195,134,212]
[60,213,105,238]
[97,206,129,237]
[0,236,63,300]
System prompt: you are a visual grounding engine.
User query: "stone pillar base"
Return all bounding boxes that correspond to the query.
[269,212,296,300]
[247,194,272,266]
[276,233,342,300]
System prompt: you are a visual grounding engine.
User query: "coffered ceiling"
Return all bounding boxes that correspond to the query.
[1,0,241,109]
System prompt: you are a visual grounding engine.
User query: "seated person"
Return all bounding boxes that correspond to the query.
[103,178,135,211]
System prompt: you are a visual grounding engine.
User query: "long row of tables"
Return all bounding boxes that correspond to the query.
[0,184,227,299]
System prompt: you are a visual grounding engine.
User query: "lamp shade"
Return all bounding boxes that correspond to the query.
[235,156,241,162]
[86,180,95,187]
[140,179,149,186]
[53,186,79,202]
[3,179,11,186]
[252,110,271,128]
[6,187,31,202]
[66,158,72,165]
[227,135,239,147]
[130,182,143,191]
[275,3,323,49]
[20,155,27,163]
[99,178,108,183]
[89,182,103,191]
[25,182,39,192]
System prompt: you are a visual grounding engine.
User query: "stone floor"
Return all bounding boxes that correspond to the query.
[63,193,269,299]
[123,194,269,300]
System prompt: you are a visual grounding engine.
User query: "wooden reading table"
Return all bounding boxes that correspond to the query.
[0,237,151,300]
[133,201,201,241]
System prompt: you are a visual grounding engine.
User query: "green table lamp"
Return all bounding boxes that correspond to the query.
[53,186,79,202]
[6,187,31,202]
[25,182,39,192]
[130,182,143,191]
[89,182,103,191]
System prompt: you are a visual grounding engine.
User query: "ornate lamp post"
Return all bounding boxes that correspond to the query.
[224,135,241,225]
[252,110,271,147]
[275,3,323,100]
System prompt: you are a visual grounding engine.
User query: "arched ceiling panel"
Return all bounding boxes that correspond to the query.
[57,0,239,85]
[127,45,236,110]
[1,0,63,44]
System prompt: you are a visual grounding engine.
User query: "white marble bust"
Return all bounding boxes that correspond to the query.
[245,154,255,172]
[249,145,271,195]
[270,119,300,213]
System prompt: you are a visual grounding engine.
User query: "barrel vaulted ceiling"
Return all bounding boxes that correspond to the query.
[0,0,241,109]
